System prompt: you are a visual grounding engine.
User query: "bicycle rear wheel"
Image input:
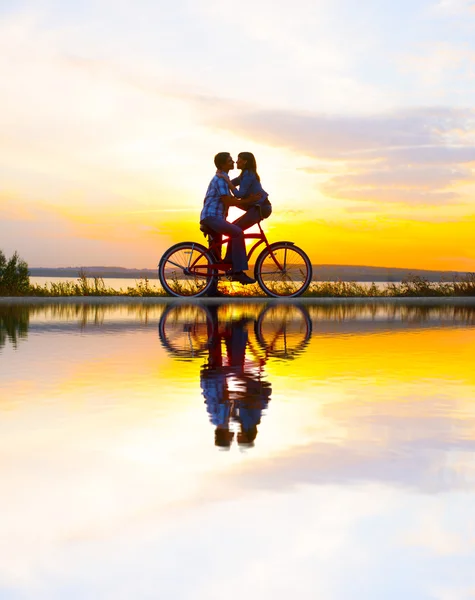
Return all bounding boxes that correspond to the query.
[254,243,312,297]
[158,242,214,297]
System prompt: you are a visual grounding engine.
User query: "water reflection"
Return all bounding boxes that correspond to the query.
[158,304,312,448]
[2,301,475,598]
[0,306,30,349]
[2,301,475,346]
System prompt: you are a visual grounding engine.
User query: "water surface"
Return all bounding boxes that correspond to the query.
[1,302,475,599]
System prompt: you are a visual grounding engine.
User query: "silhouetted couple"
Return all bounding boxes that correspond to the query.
[200,152,272,291]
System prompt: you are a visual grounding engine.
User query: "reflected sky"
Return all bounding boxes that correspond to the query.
[1,302,475,599]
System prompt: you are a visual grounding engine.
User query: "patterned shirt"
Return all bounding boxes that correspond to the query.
[200,173,230,221]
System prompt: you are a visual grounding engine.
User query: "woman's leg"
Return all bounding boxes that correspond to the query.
[224,206,263,263]
[232,206,262,232]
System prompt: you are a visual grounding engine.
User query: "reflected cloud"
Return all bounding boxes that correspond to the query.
[222,414,475,495]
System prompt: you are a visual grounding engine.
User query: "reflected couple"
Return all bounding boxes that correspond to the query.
[202,306,271,449]
[158,303,312,449]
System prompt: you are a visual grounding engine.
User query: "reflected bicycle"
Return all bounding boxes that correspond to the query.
[158,304,312,360]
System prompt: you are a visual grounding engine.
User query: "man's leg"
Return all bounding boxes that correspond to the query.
[203,230,222,296]
[208,230,222,260]
[201,217,251,277]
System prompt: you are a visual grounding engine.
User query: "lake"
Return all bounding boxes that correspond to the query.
[1,301,475,599]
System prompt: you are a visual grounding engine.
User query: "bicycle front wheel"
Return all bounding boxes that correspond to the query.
[255,305,312,359]
[158,242,214,297]
[255,243,312,297]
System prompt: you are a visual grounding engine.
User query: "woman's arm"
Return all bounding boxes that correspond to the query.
[217,172,262,209]
[216,171,255,198]
[229,171,254,198]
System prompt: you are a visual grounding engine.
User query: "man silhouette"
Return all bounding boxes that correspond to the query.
[200,152,257,287]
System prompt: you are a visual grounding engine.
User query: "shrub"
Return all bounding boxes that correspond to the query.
[0,250,30,295]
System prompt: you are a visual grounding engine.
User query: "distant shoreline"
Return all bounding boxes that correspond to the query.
[28,265,472,283]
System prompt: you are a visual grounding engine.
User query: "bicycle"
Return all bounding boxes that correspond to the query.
[158,222,312,298]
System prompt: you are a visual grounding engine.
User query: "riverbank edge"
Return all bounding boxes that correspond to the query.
[1,296,475,305]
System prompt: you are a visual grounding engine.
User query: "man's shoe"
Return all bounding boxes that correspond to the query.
[232,272,256,285]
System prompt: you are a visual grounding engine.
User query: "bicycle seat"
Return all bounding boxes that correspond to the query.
[200,224,214,236]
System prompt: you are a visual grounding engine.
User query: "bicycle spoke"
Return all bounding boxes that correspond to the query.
[259,270,284,275]
[166,259,187,270]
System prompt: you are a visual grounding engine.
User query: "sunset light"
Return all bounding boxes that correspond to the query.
[1,0,474,271]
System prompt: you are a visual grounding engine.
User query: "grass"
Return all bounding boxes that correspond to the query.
[305,274,475,297]
[4,272,475,298]
[27,273,166,297]
[159,274,475,298]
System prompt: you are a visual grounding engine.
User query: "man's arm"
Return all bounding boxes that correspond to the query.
[221,193,263,210]
[220,195,243,209]
[216,176,241,209]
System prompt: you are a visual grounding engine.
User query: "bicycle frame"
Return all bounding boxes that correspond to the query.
[187,222,283,279]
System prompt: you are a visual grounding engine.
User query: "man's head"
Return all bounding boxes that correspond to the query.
[214,152,234,173]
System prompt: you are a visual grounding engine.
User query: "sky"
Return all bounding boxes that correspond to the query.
[0,0,474,270]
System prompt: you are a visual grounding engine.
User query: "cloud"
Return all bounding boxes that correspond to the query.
[321,165,471,205]
[323,188,460,206]
[326,166,471,190]
[210,106,475,207]
[399,41,475,89]
[213,106,475,158]
[382,145,475,165]
[432,0,475,15]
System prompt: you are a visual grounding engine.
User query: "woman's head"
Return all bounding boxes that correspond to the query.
[237,152,260,181]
